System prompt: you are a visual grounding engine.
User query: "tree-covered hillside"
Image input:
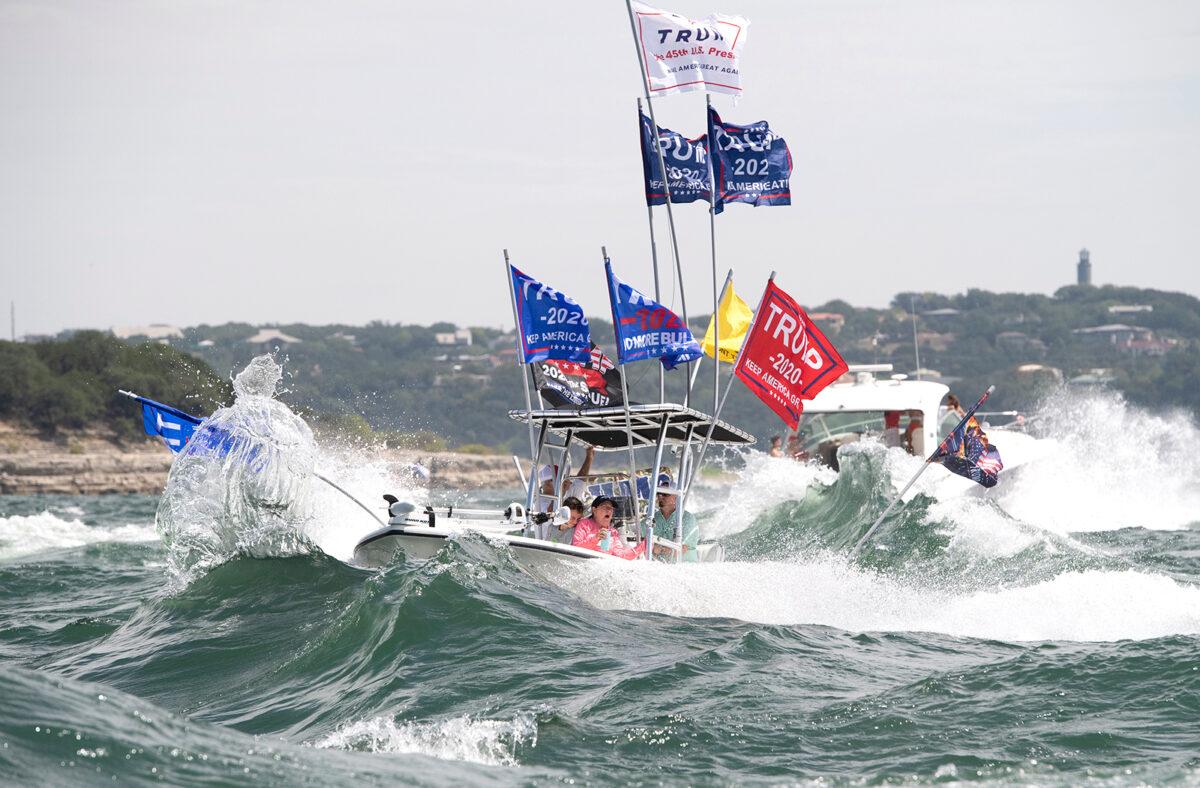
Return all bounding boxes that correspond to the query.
[8,283,1198,451]
[0,332,231,439]
[174,283,1200,451]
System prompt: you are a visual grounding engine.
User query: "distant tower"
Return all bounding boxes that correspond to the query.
[1077,248,1092,286]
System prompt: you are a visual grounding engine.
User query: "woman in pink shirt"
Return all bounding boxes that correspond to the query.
[571,496,644,559]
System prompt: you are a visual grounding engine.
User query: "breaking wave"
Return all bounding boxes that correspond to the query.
[0,511,157,561]
[993,389,1200,533]
[155,356,321,582]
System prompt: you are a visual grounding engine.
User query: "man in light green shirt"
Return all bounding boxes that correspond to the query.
[652,488,699,562]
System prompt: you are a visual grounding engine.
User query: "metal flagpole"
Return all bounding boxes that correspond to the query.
[707,267,733,414]
[910,296,922,381]
[504,250,537,461]
[638,98,666,404]
[852,385,995,554]
[624,0,689,405]
[604,245,642,543]
[705,94,721,415]
[682,270,775,502]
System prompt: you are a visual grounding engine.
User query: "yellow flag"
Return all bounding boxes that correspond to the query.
[701,283,753,363]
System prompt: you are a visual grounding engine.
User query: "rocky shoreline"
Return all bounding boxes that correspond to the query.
[0,422,518,496]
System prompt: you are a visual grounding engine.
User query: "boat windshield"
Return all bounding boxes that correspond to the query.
[789,408,960,466]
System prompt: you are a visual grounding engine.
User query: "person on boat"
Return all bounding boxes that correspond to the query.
[538,446,596,510]
[882,411,902,448]
[768,436,784,457]
[786,433,807,461]
[651,475,699,562]
[552,496,585,544]
[903,410,925,456]
[571,496,643,559]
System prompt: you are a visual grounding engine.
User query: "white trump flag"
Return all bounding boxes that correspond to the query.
[630,1,749,99]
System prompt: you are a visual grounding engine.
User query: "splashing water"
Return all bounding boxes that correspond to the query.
[994,388,1200,533]
[156,356,319,582]
[313,713,539,767]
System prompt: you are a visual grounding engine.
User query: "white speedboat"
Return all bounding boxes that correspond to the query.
[797,364,1038,482]
[351,403,754,570]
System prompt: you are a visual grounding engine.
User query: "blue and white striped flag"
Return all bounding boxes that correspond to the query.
[131,394,202,453]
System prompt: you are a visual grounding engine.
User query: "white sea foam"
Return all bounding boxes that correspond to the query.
[992,389,1200,533]
[553,559,1200,643]
[696,452,837,540]
[703,388,1200,556]
[313,713,537,767]
[305,452,429,562]
[0,511,158,561]
[925,497,1063,558]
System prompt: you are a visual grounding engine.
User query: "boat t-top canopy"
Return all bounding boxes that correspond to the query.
[508,403,755,450]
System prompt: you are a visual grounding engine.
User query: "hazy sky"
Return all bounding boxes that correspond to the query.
[2,0,1198,337]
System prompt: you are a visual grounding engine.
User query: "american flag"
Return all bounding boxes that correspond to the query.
[933,414,1004,488]
[589,344,615,373]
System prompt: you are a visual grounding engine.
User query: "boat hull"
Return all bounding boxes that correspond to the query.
[352,524,624,571]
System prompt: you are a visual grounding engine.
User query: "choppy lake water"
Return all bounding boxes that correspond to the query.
[2,389,1199,785]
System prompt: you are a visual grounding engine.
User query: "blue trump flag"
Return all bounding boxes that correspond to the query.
[510,265,591,365]
[126,392,265,466]
[639,111,711,206]
[132,394,202,453]
[707,106,792,215]
[605,261,702,370]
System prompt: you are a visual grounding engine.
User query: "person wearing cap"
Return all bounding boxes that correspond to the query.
[651,475,699,562]
[571,495,643,559]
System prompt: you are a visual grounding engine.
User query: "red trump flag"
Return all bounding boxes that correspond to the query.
[733,279,848,430]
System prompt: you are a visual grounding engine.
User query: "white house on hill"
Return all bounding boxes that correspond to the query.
[112,324,183,341]
[245,328,302,346]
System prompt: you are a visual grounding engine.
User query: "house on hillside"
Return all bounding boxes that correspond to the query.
[1072,324,1149,345]
[1070,368,1115,386]
[245,328,302,348]
[922,308,960,318]
[1015,363,1064,384]
[915,331,954,351]
[1126,337,1177,357]
[488,348,519,366]
[995,331,1047,357]
[1071,324,1168,356]
[808,312,845,334]
[1107,304,1153,315]
[435,328,473,346]
[908,368,959,385]
[112,324,183,342]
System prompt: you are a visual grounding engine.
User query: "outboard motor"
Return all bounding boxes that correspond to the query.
[382,494,418,523]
